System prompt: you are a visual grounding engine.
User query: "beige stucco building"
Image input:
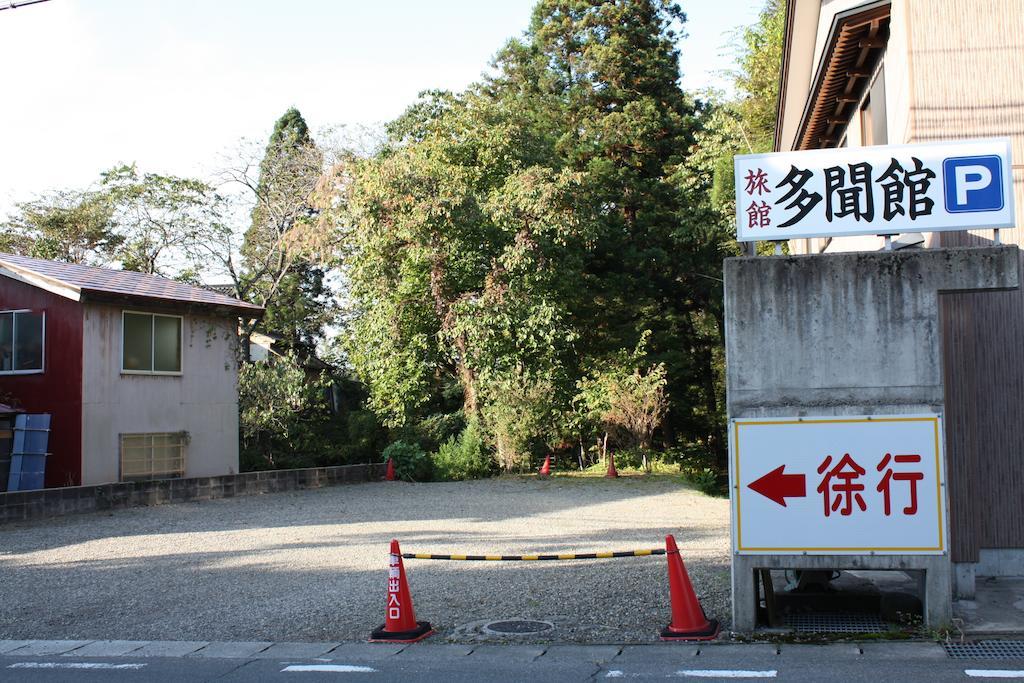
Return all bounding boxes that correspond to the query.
[776,0,1024,596]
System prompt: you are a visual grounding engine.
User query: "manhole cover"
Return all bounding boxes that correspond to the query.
[943,641,1024,659]
[483,619,554,635]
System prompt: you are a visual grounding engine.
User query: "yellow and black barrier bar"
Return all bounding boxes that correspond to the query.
[403,548,666,561]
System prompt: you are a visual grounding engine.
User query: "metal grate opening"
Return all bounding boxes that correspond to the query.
[785,612,888,634]
[943,641,1024,660]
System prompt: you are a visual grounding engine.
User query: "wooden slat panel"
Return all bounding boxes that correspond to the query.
[940,254,1024,562]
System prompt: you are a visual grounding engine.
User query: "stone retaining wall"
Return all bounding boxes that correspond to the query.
[0,462,384,525]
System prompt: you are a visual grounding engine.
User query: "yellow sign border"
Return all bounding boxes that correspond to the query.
[732,416,945,553]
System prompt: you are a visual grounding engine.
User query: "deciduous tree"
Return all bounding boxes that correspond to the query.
[1,190,119,264]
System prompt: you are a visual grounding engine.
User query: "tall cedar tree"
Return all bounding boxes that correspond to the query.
[244,108,333,356]
[489,1,722,456]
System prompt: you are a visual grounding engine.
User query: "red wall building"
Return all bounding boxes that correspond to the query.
[0,276,83,487]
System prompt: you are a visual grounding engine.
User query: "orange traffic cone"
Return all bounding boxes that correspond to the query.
[661,534,720,641]
[385,458,396,481]
[369,539,433,643]
[538,455,551,477]
[605,453,618,478]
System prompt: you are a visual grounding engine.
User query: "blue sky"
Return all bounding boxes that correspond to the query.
[0,0,762,216]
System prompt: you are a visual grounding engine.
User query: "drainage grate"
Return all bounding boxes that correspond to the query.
[483,619,554,635]
[785,612,888,634]
[943,641,1024,660]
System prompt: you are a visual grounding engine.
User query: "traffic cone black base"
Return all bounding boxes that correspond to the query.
[369,539,433,643]
[660,534,720,641]
[369,621,434,643]
[660,618,720,641]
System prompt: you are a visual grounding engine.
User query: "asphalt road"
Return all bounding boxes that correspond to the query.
[2,642,1023,682]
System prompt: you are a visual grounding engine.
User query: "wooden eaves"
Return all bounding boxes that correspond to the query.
[789,2,891,151]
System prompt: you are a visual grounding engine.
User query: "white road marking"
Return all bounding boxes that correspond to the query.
[605,672,624,678]
[282,664,378,673]
[677,671,777,679]
[8,662,147,670]
[965,671,1024,679]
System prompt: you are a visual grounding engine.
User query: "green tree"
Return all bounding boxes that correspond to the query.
[490,0,719,460]
[575,332,668,472]
[733,0,786,154]
[100,164,221,276]
[340,0,735,469]
[237,352,330,470]
[243,107,314,266]
[662,0,786,464]
[345,92,583,448]
[258,261,335,355]
[201,108,334,359]
[241,108,334,356]
[1,190,119,263]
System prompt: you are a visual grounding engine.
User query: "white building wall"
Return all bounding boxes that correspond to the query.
[80,303,240,485]
[884,0,912,146]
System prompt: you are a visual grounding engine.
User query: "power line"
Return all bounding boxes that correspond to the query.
[0,0,53,12]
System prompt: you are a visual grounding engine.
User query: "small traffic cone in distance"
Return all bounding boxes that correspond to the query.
[385,457,396,481]
[605,452,619,478]
[369,539,433,643]
[661,534,720,641]
[538,455,551,477]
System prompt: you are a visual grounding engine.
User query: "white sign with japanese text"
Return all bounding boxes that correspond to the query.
[730,415,947,555]
[734,138,1014,242]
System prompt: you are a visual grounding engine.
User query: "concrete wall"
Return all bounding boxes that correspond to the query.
[0,463,384,525]
[724,245,1019,630]
[80,303,240,485]
[726,247,1019,418]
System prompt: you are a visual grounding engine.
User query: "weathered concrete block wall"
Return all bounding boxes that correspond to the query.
[0,462,384,525]
[726,247,1019,418]
[723,245,1019,630]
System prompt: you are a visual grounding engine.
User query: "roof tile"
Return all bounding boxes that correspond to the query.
[0,253,263,314]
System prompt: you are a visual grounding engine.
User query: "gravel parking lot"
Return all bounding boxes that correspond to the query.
[0,477,730,644]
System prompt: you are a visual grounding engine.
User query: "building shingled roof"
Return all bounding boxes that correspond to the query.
[0,253,263,315]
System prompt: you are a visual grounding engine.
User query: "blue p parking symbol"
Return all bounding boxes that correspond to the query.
[943,155,1004,213]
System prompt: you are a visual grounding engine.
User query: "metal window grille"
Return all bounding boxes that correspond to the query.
[120,433,186,481]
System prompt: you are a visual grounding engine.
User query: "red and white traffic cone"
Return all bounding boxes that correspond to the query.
[538,455,552,477]
[385,457,396,481]
[369,539,433,643]
[661,534,720,641]
[605,452,619,478]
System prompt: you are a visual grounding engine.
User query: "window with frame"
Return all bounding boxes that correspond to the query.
[120,432,187,480]
[122,312,182,373]
[0,310,44,374]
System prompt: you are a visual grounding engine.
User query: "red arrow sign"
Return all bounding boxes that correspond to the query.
[748,465,806,507]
